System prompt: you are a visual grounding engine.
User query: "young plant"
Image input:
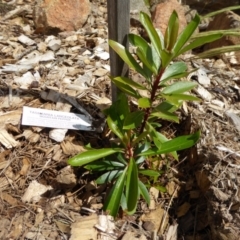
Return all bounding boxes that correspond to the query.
[68,11,223,217]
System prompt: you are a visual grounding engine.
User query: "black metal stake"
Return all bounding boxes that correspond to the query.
[107,0,130,102]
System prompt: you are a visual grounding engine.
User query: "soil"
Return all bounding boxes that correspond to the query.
[1,0,240,240]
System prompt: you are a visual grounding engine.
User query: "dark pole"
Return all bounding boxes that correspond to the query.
[107,0,130,102]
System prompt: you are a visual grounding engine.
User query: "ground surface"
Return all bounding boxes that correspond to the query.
[1,0,240,240]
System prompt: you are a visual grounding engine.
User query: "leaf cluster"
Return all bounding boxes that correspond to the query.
[68,9,235,217]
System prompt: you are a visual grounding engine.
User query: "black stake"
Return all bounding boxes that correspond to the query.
[107,0,130,102]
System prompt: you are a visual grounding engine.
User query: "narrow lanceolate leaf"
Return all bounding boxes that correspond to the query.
[173,14,200,56]
[160,62,187,84]
[123,111,144,130]
[139,169,162,177]
[162,81,197,94]
[140,12,162,56]
[107,115,124,141]
[165,11,179,51]
[85,160,125,171]
[197,45,240,59]
[177,34,223,56]
[110,76,146,90]
[111,78,141,99]
[138,97,151,108]
[109,40,147,78]
[103,166,128,217]
[150,111,179,123]
[139,131,200,156]
[129,34,158,74]
[138,180,150,205]
[163,93,200,103]
[68,148,122,166]
[96,170,123,184]
[126,158,139,214]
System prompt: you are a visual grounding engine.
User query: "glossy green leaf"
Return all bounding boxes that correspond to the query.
[202,5,240,19]
[138,97,151,108]
[107,114,124,141]
[163,93,200,102]
[111,78,141,99]
[173,14,200,56]
[160,62,187,84]
[85,160,125,171]
[154,101,177,113]
[165,11,179,51]
[109,40,147,77]
[138,180,150,205]
[68,148,122,166]
[103,166,128,217]
[177,34,223,56]
[162,81,197,94]
[96,170,123,184]
[129,34,158,74]
[197,45,240,59]
[145,122,178,160]
[140,12,162,56]
[110,76,146,90]
[139,131,200,156]
[139,169,162,177]
[150,111,179,123]
[123,111,144,130]
[136,48,157,74]
[132,131,149,146]
[126,158,139,214]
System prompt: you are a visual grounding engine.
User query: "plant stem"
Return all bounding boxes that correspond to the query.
[139,68,165,134]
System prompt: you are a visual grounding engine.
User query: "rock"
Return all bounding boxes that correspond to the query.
[204,11,240,63]
[33,0,91,34]
[151,0,187,36]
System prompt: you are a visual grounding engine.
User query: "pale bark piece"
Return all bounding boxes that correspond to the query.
[70,214,98,240]
[22,180,53,203]
[33,0,91,34]
[152,0,187,36]
[225,110,240,133]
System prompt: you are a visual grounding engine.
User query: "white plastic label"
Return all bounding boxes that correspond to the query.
[22,106,93,131]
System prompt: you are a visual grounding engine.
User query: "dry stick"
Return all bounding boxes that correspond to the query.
[107,0,130,102]
[159,186,179,235]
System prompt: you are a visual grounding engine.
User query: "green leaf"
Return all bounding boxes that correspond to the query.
[138,180,150,205]
[202,5,240,19]
[165,11,179,51]
[139,169,162,177]
[163,93,200,102]
[150,111,179,123]
[123,111,144,130]
[111,76,146,90]
[107,114,124,141]
[162,81,197,94]
[145,122,178,160]
[96,170,123,184]
[68,148,122,166]
[140,12,162,56]
[111,77,141,99]
[177,34,223,56]
[109,40,147,78]
[173,14,200,56]
[126,158,139,214]
[139,131,200,156]
[196,45,240,59]
[132,131,149,146]
[103,166,128,217]
[160,62,187,84]
[138,97,151,108]
[154,101,177,113]
[129,34,158,74]
[85,160,125,171]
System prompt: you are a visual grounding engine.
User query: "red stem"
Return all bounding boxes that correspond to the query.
[139,68,165,134]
